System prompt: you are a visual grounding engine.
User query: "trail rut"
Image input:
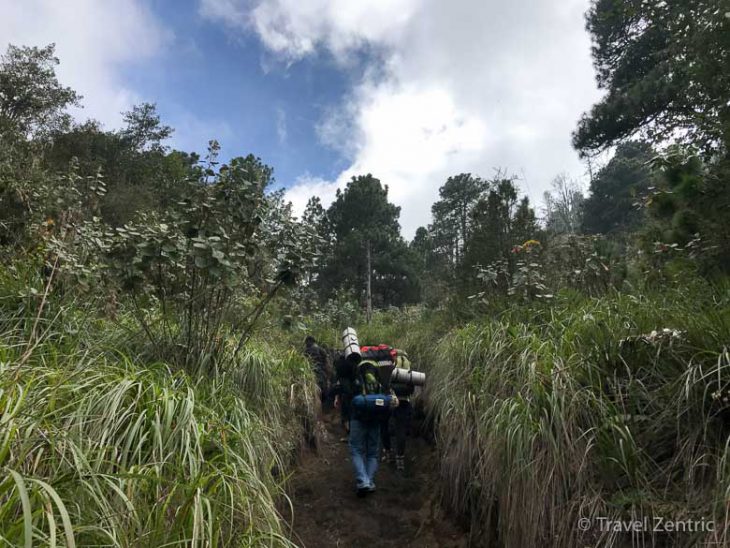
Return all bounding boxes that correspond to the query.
[286,411,467,547]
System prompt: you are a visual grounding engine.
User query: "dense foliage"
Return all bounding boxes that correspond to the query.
[573,0,730,155]
[312,174,420,312]
[0,43,322,546]
[430,283,730,546]
[0,332,314,546]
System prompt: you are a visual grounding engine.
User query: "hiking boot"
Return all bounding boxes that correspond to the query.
[395,455,405,472]
[356,485,369,498]
[366,482,376,493]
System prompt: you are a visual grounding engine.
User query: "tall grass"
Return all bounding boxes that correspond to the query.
[0,325,316,546]
[427,282,730,546]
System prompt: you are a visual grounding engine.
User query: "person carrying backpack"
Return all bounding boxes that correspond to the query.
[348,357,398,496]
[304,335,331,406]
[381,349,414,472]
[332,350,355,436]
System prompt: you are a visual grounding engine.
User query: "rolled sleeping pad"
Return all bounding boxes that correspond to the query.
[341,327,361,362]
[391,367,426,387]
[351,393,393,415]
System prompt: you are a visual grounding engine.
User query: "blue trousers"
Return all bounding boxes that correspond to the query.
[348,417,380,489]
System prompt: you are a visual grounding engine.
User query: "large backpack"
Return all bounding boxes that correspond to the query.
[351,360,392,421]
[360,344,398,390]
[391,350,415,398]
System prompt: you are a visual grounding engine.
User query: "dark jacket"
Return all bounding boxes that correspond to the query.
[305,343,331,379]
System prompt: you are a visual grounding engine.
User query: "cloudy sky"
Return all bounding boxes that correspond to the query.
[0,0,603,237]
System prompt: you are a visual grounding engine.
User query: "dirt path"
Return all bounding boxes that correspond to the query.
[285,410,467,548]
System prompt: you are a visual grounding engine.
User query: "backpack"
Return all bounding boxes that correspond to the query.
[360,344,397,365]
[391,350,415,398]
[360,344,398,390]
[351,360,392,421]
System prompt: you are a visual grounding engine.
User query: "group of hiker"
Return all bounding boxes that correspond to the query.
[303,329,425,497]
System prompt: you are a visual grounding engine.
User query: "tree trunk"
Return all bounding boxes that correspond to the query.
[366,239,372,323]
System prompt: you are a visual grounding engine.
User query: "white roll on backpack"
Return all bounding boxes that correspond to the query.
[391,367,426,387]
[341,327,361,362]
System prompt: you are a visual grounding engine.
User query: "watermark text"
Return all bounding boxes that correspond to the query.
[577,516,715,534]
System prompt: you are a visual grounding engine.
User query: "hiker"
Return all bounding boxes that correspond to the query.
[332,351,354,435]
[381,349,414,472]
[350,357,398,496]
[337,328,398,496]
[304,335,331,405]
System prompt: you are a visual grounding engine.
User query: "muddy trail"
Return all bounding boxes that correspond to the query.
[285,410,467,548]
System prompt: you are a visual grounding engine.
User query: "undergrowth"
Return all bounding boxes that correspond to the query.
[427,280,730,546]
[0,320,316,547]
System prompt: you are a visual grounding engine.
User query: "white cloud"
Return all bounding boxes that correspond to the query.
[327,83,489,231]
[0,0,171,129]
[205,0,602,237]
[286,174,340,219]
[201,0,419,61]
[289,83,488,230]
